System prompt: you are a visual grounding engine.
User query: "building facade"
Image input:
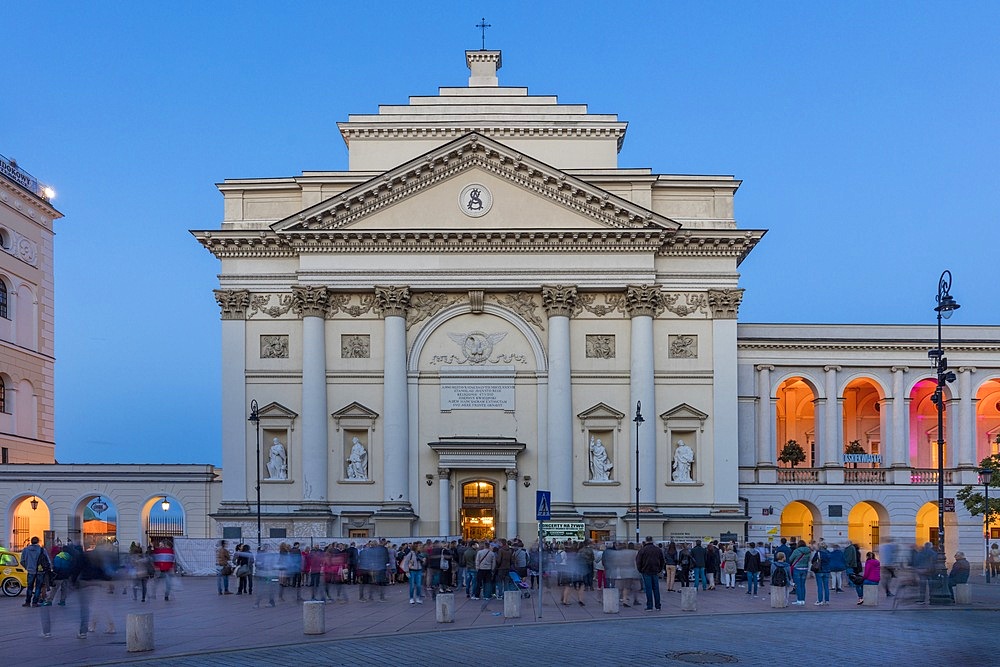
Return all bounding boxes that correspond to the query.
[0,154,60,464]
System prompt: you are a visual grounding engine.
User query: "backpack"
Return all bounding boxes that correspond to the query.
[53,550,74,576]
[771,565,788,587]
[810,551,821,573]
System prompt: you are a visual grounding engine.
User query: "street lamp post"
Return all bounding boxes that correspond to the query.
[929,270,959,604]
[982,467,994,583]
[633,401,644,545]
[249,400,261,549]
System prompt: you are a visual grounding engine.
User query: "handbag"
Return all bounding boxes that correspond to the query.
[234,564,249,577]
[221,564,234,576]
[441,556,450,571]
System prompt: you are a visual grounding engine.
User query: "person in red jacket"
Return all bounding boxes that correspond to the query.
[152,541,175,601]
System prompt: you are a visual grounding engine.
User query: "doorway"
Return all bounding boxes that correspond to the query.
[461,480,496,542]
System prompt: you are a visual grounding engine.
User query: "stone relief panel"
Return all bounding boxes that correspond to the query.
[341,334,371,359]
[260,334,289,359]
[489,292,545,329]
[662,293,707,317]
[432,330,526,365]
[668,334,697,359]
[585,334,615,359]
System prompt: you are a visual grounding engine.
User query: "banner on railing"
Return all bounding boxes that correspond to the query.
[844,453,882,464]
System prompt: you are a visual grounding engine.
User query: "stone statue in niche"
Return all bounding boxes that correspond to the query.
[346,436,368,480]
[589,435,614,481]
[266,438,287,480]
[671,439,695,483]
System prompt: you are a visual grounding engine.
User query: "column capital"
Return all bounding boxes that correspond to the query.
[505,469,519,481]
[958,366,977,374]
[891,366,908,374]
[706,288,744,319]
[214,289,250,320]
[823,365,842,373]
[624,284,662,318]
[755,364,774,372]
[291,285,330,318]
[541,284,578,317]
[374,285,411,317]
[437,467,451,479]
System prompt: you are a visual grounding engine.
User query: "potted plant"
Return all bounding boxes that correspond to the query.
[844,439,866,469]
[778,439,807,468]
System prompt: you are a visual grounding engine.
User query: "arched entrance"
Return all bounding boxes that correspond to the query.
[80,495,117,550]
[780,500,818,544]
[143,495,184,548]
[847,501,887,553]
[460,481,496,542]
[9,495,49,549]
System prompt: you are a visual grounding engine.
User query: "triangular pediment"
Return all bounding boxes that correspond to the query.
[577,402,626,422]
[257,402,298,420]
[331,401,379,422]
[272,133,679,235]
[660,403,709,427]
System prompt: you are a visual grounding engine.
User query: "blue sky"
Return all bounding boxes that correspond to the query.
[5,2,998,465]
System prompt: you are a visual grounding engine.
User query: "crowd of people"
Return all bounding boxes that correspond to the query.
[18,531,985,639]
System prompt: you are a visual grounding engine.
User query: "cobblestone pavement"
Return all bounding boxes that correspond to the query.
[5,575,997,666]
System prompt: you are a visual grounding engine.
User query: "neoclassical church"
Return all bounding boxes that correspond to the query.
[191,50,998,559]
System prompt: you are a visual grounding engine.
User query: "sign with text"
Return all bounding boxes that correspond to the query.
[844,454,883,464]
[440,365,515,410]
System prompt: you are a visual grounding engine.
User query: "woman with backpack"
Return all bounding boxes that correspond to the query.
[788,540,812,606]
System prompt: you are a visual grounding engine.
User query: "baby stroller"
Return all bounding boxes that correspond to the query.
[508,571,531,599]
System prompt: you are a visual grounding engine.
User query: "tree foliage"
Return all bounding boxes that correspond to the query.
[956,453,1000,521]
[778,439,807,468]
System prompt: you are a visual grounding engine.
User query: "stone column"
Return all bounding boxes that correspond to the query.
[542,285,577,506]
[505,469,519,540]
[626,285,660,499]
[707,288,742,504]
[957,367,976,467]
[438,468,451,537]
[215,289,250,504]
[891,367,909,467]
[293,286,330,502]
[823,366,841,467]
[755,365,774,465]
[376,286,411,507]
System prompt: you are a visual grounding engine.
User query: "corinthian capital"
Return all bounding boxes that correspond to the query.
[625,284,662,318]
[541,285,578,318]
[291,285,331,318]
[706,288,744,319]
[374,285,411,317]
[214,289,250,320]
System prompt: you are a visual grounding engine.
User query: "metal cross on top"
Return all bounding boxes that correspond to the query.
[476,17,492,50]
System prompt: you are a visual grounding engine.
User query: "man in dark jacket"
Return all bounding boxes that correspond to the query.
[19,536,50,607]
[690,540,708,590]
[636,536,665,611]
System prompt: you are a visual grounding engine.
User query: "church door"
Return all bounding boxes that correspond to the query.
[460,480,496,542]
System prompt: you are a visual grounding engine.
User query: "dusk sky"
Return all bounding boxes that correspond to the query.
[5,2,997,466]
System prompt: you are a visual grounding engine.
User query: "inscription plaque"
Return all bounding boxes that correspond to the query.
[440,365,515,410]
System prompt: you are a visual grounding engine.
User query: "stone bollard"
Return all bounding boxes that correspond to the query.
[503,590,521,618]
[680,586,697,612]
[602,587,620,614]
[126,612,154,653]
[769,586,788,608]
[863,584,879,606]
[303,600,325,635]
[953,583,972,604]
[435,592,455,623]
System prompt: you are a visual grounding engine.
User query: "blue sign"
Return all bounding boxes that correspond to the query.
[535,490,551,521]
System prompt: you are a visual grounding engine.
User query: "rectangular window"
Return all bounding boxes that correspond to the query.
[222,526,242,540]
[1,447,7,464]
[269,528,287,539]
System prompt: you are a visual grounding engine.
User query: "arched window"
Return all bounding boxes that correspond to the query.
[0,281,7,319]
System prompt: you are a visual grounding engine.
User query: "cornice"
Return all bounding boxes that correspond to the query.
[737,340,998,354]
[338,125,626,143]
[660,229,765,265]
[192,230,295,259]
[0,178,62,223]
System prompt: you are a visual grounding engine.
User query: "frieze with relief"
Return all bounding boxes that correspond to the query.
[342,334,371,359]
[432,330,526,365]
[406,292,462,329]
[585,335,615,359]
[488,292,545,330]
[668,334,698,359]
[662,293,707,317]
[260,335,289,359]
[576,292,627,317]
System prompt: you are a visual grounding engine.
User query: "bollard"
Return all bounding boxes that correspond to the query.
[435,592,455,623]
[503,590,521,618]
[863,584,879,606]
[769,585,788,608]
[680,586,697,612]
[602,587,620,614]
[953,583,972,604]
[126,612,154,653]
[303,600,325,635]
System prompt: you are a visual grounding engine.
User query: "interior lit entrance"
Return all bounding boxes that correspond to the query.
[461,480,496,541]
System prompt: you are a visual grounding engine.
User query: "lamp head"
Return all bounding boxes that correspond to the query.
[30,496,38,510]
[981,468,994,486]
[248,399,260,424]
[160,497,170,511]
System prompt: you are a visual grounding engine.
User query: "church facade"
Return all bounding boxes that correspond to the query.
[194,51,998,560]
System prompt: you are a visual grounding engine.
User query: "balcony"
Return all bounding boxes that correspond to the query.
[750,466,961,485]
[909,468,954,485]
[844,469,887,484]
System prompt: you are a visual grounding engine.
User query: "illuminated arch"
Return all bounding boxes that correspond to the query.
[779,500,820,544]
[847,500,888,553]
[142,495,185,548]
[7,494,50,549]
